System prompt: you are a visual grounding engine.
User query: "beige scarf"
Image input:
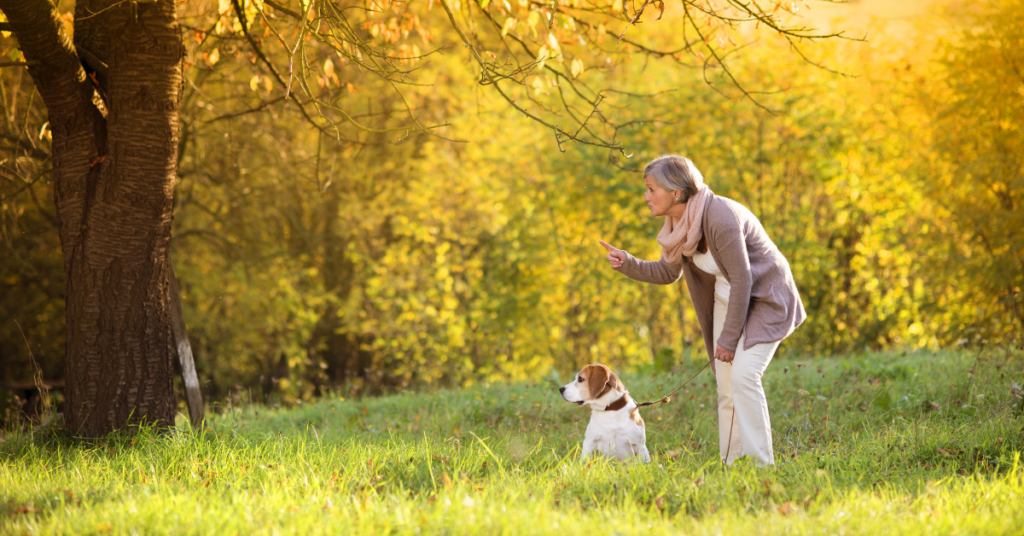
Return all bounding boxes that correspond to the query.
[657,186,712,263]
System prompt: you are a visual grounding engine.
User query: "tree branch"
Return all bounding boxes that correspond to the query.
[0,0,96,121]
[202,96,287,124]
[229,0,347,140]
[440,0,624,153]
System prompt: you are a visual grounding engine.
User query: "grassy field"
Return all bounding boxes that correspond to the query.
[2,348,1023,535]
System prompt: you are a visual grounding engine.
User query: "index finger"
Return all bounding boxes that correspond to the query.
[598,240,620,252]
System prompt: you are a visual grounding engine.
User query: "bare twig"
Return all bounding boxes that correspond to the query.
[203,96,287,123]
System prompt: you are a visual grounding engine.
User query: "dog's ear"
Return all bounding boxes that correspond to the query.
[608,370,626,394]
[584,364,609,401]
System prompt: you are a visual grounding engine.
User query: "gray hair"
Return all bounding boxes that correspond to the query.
[643,155,704,203]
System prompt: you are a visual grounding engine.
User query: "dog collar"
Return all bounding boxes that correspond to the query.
[599,394,629,412]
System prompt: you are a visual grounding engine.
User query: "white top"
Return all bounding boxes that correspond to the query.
[691,251,731,301]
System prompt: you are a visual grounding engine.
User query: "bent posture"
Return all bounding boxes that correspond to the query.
[601,155,805,466]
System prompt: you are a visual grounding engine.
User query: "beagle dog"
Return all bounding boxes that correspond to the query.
[559,364,651,463]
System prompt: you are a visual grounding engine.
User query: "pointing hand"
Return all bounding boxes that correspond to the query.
[599,240,626,270]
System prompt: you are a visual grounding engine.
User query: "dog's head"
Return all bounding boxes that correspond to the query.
[559,364,626,407]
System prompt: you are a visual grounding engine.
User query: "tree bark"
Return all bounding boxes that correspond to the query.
[1,0,184,436]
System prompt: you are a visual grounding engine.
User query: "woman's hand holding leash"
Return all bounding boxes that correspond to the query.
[600,240,627,269]
[710,347,734,375]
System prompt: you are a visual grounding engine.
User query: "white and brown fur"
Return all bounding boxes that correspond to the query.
[559,364,651,463]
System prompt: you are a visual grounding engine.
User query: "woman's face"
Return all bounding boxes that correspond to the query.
[644,176,679,217]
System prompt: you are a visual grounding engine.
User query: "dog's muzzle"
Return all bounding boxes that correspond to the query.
[559,386,584,405]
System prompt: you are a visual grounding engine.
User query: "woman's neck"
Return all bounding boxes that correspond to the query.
[665,201,688,220]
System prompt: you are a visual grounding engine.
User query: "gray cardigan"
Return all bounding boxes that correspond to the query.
[615,192,805,361]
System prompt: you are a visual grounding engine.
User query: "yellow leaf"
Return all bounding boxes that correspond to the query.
[531,77,546,95]
[249,75,261,92]
[570,58,583,78]
[546,33,562,62]
[206,48,220,67]
[501,17,517,37]
[324,58,340,85]
[535,45,550,70]
[527,11,541,37]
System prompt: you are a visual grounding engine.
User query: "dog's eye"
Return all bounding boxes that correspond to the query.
[577,376,583,382]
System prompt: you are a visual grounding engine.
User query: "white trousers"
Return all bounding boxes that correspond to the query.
[713,293,780,466]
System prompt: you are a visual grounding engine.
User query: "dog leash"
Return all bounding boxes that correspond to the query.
[634,360,737,467]
[631,360,739,467]
[635,360,712,408]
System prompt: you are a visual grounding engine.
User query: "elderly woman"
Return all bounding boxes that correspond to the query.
[600,155,805,466]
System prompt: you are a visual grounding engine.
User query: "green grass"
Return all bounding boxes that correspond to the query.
[2,349,1023,535]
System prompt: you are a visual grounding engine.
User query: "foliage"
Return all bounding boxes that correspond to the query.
[2,349,1023,534]
[905,0,1024,342]
[2,0,1024,405]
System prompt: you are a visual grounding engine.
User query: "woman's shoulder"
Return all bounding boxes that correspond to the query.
[712,192,761,220]
[704,195,769,245]
[705,194,756,227]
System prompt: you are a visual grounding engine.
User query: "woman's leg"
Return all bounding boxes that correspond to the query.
[713,294,743,464]
[729,338,781,466]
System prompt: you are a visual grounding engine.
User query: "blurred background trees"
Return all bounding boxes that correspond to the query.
[2,0,1021,418]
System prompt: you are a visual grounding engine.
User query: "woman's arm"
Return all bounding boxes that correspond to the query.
[598,240,684,284]
[600,239,683,284]
[614,251,684,285]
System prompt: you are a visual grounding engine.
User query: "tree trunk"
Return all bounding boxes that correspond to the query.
[1,0,184,436]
